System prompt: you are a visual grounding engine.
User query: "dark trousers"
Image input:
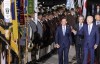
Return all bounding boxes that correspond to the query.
[96,44,100,64]
[75,43,83,64]
[83,47,95,64]
[58,46,69,64]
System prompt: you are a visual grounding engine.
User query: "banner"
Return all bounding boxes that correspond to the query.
[11,0,18,39]
[82,0,87,18]
[11,0,18,55]
[66,0,70,9]
[20,0,25,25]
[28,0,34,15]
[24,0,28,14]
[4,0,11,23]
[70,0,74,9]
[78,0,82,8]
[66,0,74,9]
[16,0,20,22]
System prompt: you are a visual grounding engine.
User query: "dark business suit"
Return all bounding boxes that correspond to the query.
[28,20,37,41]
[94,9,100,15]
[95,21,100,64]
[55,25,72,64]
[42,20,51,46]
[37,20,43,46]
[78,24,99,64]
[67,13,76,45]
[19,20,36,46]
[74,23,84,64]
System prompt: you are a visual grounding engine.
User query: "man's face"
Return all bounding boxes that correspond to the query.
[95,15,100,21]
[38,15,42,20]
[31,14,34,18]
[79,17,84,23]
[97,6,100,9]
[87,16,93,24]
[61,19,67,26]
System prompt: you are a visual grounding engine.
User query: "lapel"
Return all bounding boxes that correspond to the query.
[90,24,95,36]
[78,23,83,31]
[77,24,79,31]
[86,24,89,35]
[60,26,64,36]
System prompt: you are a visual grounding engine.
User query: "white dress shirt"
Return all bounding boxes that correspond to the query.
[62,25,66,36]
[79,23,83,30]
[97,9,100,13]
[96,21,100,25]
[88,23,93,35]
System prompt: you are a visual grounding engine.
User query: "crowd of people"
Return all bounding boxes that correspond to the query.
[0,0,100,63]
[21,4,100,64]
[55,5,100,64]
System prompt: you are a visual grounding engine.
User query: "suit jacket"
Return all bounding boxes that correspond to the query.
[28,20,37,40]
[55,25,72,47]
[95,21,100,33]
[78,24,99,48]
[37,21,43,38]
[19,22,32,46]
[74,23,85,45]
[94,9,100,15]
[43,20,50,40]
[67,14,76,27]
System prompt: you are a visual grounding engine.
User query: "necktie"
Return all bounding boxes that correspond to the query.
[79,24,82,30]
[63,26,66,36]
[88,25,91,35]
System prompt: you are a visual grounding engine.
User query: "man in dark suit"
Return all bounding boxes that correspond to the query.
[95,14,100,64]
[72,16,99,64]
[37,13,43,46]
[73,15,85,64]
[94,5,100,15]
[55,17,72,64]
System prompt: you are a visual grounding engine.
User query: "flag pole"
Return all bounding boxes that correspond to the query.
[24,0,28,63]
[8,0,11,64]
[25,19,28,64]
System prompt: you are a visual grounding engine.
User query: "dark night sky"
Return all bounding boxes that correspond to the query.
[38,0,100,6]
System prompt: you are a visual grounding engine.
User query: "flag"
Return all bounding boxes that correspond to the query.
[20,0,25,25]
[11,0,18,40]
[24,0,28,14]
[82,0,87,18]
[66,0,70,9]
[78,0,82,8]
[28,0,34,15]
[4,0,11,23]
[11,0,18,55]
[70,0,74,9]
[11,33,18,55]
[16,0,20,22]
[66,0,74,9]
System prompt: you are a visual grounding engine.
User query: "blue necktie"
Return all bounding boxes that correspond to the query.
[88,25,91,35]
[63,26,66,36]
[79,25,82,30]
